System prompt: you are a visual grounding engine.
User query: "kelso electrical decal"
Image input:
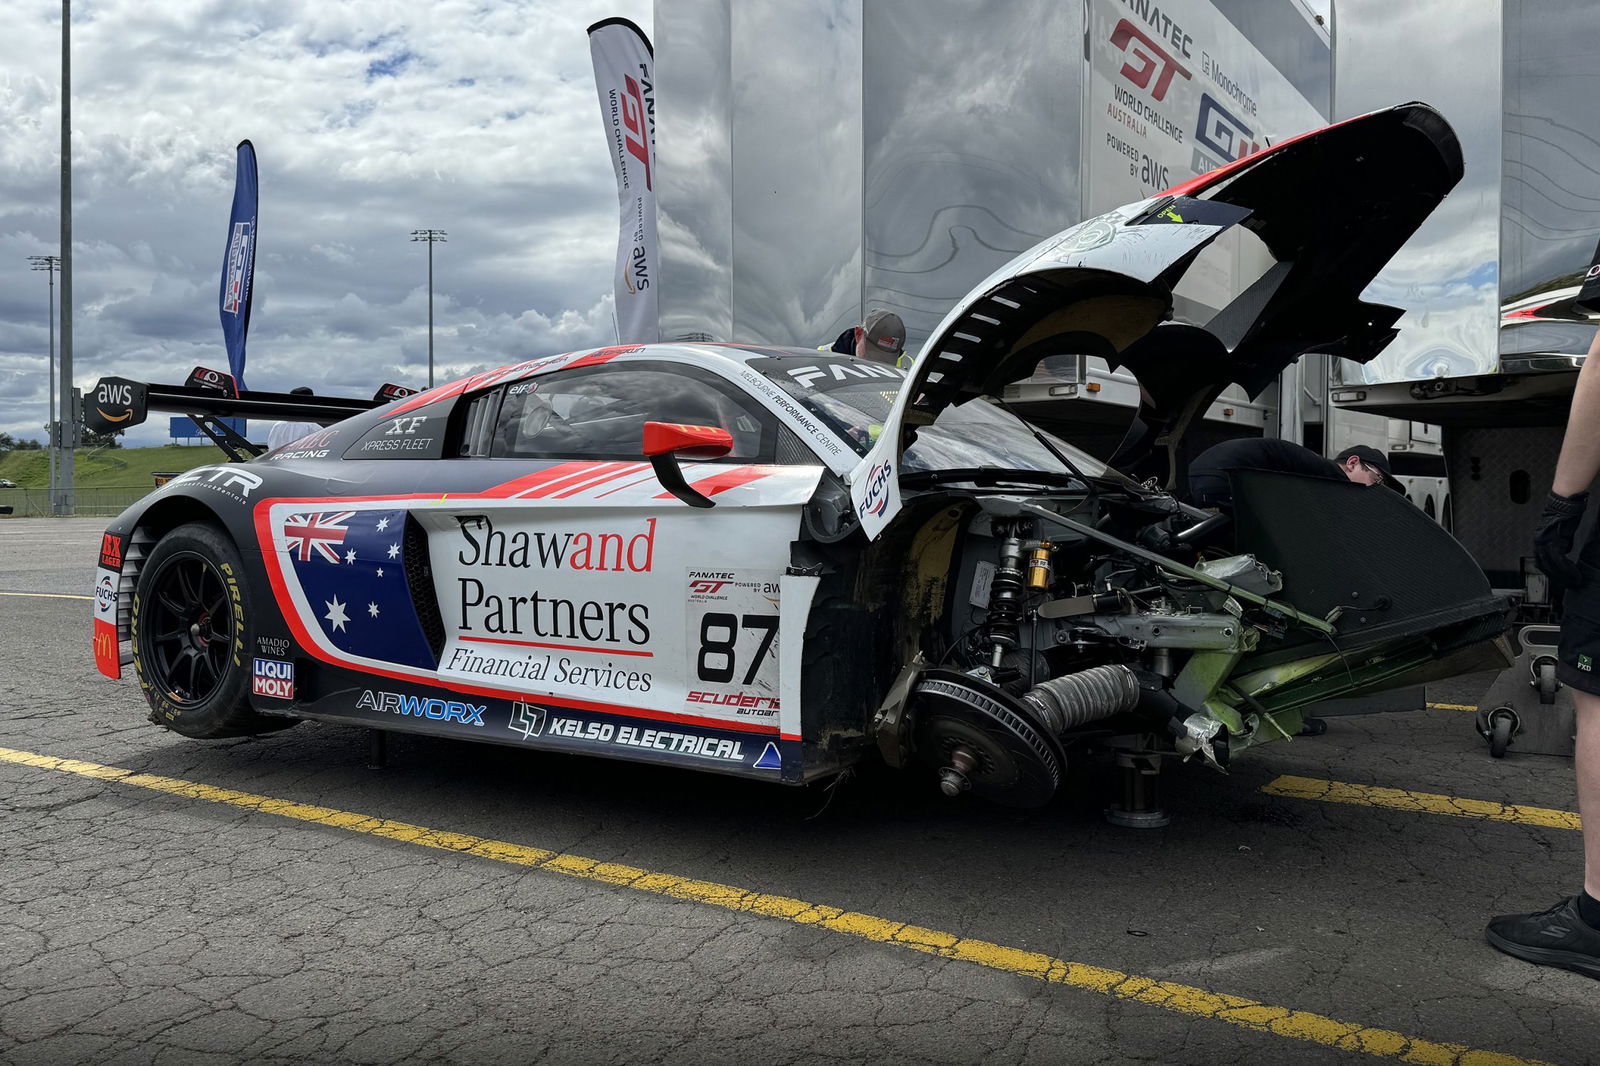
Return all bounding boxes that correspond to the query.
[503,700,783,773]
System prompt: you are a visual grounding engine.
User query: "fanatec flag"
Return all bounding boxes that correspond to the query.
[588,18,659,343]
[218,140,259,389]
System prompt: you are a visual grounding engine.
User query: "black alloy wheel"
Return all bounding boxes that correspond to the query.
[133,521,292,738]
[143,550,234,706]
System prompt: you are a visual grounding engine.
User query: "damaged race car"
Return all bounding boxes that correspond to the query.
[87,102,1508,812]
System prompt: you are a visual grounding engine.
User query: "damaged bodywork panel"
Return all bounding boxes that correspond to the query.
[845,101,1505,805]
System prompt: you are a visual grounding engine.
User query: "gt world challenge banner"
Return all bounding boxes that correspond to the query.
[219,139,259,390]
[588,17,659,345]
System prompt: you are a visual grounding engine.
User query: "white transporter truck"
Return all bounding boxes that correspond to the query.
[1327,0,1600,754]
[650,0,1447,506]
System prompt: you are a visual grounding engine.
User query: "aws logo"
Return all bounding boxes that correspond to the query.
[94,381,136,423]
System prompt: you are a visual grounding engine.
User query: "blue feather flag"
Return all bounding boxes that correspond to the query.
[218,140,258,390]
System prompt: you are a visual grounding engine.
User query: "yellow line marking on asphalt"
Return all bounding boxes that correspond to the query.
[0,591,92,601]
[1264,775,1581,831]
[0,744,1554,1066]
[1426,702,1479,712]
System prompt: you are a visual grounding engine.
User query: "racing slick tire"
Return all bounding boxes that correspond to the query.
[132,522,293,739]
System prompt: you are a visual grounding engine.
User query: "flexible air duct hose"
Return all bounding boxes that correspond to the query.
[1021,664,1141,736]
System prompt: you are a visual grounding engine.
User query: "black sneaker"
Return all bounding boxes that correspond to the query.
[1485,897,1600,979]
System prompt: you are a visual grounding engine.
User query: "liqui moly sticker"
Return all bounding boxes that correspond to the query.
[252,657,295,699]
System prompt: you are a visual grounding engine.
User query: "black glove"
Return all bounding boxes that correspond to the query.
[1533,490,1590,590]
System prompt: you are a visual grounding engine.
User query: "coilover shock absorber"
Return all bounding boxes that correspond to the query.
[984,529,1027,669]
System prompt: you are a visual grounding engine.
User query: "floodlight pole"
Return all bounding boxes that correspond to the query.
[410,229,447,387]
[57,0,74,516]
[28,255,61,504]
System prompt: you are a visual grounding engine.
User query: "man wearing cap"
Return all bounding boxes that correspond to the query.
[1186,437,1392,512]
[823,309,909,367]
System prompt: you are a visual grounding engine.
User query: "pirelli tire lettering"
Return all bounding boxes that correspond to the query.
[131,522,288,740]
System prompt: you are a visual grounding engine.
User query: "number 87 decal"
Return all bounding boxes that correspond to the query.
[696,613,778,685]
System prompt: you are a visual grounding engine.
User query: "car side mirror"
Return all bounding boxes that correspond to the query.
[642,421,733,509]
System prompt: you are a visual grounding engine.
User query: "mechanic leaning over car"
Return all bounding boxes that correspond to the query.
[1185,437,1392,512]
[1486,323,1600,981]
[821,308,909,367]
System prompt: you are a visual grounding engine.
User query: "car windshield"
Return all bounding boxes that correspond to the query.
[906,399,1107,479]
[745,354,1106,477]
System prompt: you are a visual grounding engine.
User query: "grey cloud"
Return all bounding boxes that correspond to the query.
[0,0,651,445]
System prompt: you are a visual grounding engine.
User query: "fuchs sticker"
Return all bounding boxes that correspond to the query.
[252,658,295,699]
[1580,654,1594,673]
[94,571,119,622]
[860,459,893,517]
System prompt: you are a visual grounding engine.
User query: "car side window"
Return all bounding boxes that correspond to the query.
[489,364,775,461]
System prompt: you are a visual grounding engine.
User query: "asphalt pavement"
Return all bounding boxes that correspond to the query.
[1,516,1596,1065]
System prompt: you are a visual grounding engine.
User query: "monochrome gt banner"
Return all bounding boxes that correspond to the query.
[588,17,660,344]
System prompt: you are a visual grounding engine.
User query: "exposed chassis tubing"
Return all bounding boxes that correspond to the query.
[1006,499,1337,635]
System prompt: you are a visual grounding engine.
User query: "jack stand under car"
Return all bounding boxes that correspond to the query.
[1106,750,1170,829]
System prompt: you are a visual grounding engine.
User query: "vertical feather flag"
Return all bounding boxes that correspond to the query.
[588,18,659,344]
[219,140,259,389]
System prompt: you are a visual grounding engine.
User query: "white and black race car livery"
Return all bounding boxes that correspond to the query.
[88,103,1510,809]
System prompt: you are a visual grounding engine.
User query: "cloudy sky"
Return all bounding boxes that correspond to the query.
[0,0,651,446]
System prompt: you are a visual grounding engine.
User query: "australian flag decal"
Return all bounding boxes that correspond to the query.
[281,508,436,669]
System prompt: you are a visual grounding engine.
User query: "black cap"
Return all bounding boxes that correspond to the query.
[1334,444,1393,484]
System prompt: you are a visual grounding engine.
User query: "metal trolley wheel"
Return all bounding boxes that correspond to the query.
[1475,706,1520,759]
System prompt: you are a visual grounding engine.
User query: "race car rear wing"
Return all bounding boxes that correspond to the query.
[83,367,417,461]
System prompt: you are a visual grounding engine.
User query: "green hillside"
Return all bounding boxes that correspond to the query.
[0,444,232,516]
[0,444,229,489]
